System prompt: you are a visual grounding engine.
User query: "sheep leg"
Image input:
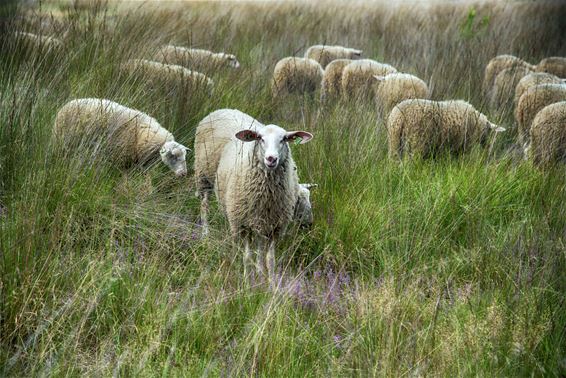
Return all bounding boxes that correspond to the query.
[266,239,277,289]
[243,238,255,285]
[200,191,210,237]
[255,239,266,280]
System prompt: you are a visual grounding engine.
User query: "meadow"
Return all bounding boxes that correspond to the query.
[0,0,565,376]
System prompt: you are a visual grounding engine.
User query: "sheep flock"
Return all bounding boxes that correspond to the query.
[5,2,566,290]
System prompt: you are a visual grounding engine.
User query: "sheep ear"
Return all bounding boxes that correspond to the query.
[373,75,385,82]
[235,129,260,142]
[285,131,313,144]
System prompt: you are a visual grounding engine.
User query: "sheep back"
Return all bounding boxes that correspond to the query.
[374,73,430,119]
[272,57,324,97]
[529,101,566,166]
[515,84,566,144]
[341,59,397,101]
[536,57,566,78]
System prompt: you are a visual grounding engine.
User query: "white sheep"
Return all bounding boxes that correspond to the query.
[120,59,214,95]
[489,66,533,112]
[154,45,240,72]
[272,57,324,98]
[514,72,564,108]
[194,109,313,285]
[15,31,63,53]
[304,44,362,68]
[387,99,505,159]
[320,58,352,102]
[536,57,566,78]
[194,109,315,234]
[54,98,189,176]
[341,59,397,101]
[515,83,566,145]
[528,101,566,166]
[483,54,535,96]
[373,73,430,119]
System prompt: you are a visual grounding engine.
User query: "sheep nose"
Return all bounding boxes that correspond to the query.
[266,156,277,164]
[176,170,187,177]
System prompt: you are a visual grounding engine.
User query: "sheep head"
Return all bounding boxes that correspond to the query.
[160,141,190,177]
[235,125,313,170]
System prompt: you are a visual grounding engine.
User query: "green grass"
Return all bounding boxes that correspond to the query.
[1,0,565,376]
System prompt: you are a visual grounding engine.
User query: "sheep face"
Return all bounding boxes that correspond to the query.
[349,49,363,59]
[235,125,313,170]
[160,141,189,177]
[222,54,240,68]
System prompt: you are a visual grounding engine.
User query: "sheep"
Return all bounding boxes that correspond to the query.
[483,54,535,96]
[536,57,566,78]
[528,101,566,166]
[515,83,566,145]
[320,59,352,102]
[373,73,430,120]
[120,59,214,95]
[514,72,564,107]
[489,66,532,112]
[387,99,505,159]
[272,57,324,98]
[15,31,63,53]
[194,109,313,285]
[194,109,315,234]
[341,59,397,101]
[304,44,362,68]
[295,183,317,228]
[54,98,189,176]
[153,45,240,72]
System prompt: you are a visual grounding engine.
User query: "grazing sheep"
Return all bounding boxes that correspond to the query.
[528,101,566,166]
[387,99,505,159]
[536,57,566,78]
[195,109,313,284]
[194,109,314,234]
[341,59,397,101]
[320,59,352,102]
[54,98,189,176]
[483,54,535,96]
[304,44,362,68]
[272,57,324,98]
[120,59,214,95]
[154,45,240,72]
[15,31,63,53]
[373,73,430,119]
[515,83,566,145]
[514,72,564,107]
[489,66,532,112]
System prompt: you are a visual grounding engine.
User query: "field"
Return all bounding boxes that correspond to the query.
[1,0,565,376]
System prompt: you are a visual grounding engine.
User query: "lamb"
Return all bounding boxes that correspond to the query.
[304,44,362,68]
[536,57,566,78]
[483,54,535,96]
[194,109,315,234]
[373,73,430,119]
[54,98,189,176]
[514,72,564,107]
[154,45,240,72]
[515,83,566,145]
[341,59,397,101]
[120,59,214,95]
[528,101,566,166]
[489,66,532,112]
[387,99,505,159]
[15,31,63,53]
[194,109,313,285]
[272,57,324,98]
[320,59,352,102]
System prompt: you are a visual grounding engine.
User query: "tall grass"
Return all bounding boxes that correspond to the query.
[1,0,565,376]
